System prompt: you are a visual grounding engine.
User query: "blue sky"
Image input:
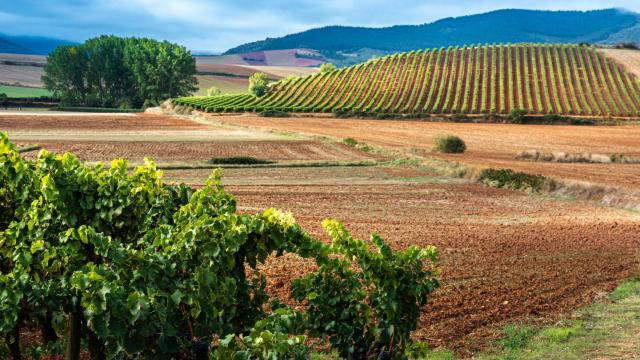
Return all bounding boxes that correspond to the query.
[2,1,639,53]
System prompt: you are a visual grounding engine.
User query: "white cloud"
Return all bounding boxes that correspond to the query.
[1,0,640,52]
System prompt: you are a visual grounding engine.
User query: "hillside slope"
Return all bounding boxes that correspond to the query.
[176,44,640,118]
[225,9,638,57]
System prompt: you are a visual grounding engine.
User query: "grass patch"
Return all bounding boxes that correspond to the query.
[516,150,640,164]
[498,325,536,350]
[433,134,466,154]
[207,156,274,165]
[476,275,640,360]
[609,275,640,301]
[0,85,52,98]
[342,137,372,152]
[478,169,548,193]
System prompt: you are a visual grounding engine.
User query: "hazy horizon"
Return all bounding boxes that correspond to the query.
[2,1,640,53]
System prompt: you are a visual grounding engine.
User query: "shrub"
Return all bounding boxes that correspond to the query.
[206,86,222,96]
[0,133,440,359]
[508,108,528,124]
[478,168,548,192]
[433,134,466,154]
[615,42,639,50]
[249,72,269,97]
[343,137,359,147]
[258,109,290,117]
[208,156,274,165]
[542,113,567,122]
[292,220,439,360]
[319,63,337,74]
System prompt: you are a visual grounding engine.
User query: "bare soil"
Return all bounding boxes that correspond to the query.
[20,140,380,162]
[216,116,640,190]
[226,182,640,356]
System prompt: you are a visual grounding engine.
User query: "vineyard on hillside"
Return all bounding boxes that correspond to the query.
[174,44,640,118]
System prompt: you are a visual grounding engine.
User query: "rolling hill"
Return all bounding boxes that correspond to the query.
[175,44,640,118]
[225,9,640,65]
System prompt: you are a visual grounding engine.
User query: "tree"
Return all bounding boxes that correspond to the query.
[207,86,222,96]
[0,93,7,108]
[249,72,269,97]
[42,35,198,108]
[319,62,337,73]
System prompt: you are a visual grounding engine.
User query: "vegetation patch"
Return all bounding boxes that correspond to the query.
[342,137,372,152]
[498,325,536,351]
[55,106,142,113]
[16,144,41,153]
[172,44,640,119]
[475,276,640,360]
[478,168,549,192]
[259,109,290,117]
[433,134,466,154]
[0,133,439,359]
[516,150,640,163]
[208,156,275,165]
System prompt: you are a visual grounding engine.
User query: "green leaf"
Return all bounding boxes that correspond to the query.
[30,240,45,253]
[170,289,183,305]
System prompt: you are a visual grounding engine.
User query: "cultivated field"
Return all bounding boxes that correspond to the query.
[2,112,639,357]
[603,48,640,78]
[195,49,325,67]
[217,116,640,191]
[0,52,318,96]
[176,44,640,117]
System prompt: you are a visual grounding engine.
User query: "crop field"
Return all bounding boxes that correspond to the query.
[3,112,640,357]
[194,64,316,95]
[176,44,640,118]
[218,116,640,191]
[0,84,51,97]
[0,52,317,96]
[603,48,640,78]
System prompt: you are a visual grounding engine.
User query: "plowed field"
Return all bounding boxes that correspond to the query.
[217,116,640,190]
[225,182,640,355]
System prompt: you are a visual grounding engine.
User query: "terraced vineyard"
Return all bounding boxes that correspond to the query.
[174,44,640,118]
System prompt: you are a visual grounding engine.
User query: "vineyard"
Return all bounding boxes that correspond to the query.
[174,44,640,118]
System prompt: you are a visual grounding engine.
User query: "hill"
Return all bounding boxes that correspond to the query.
[225,9,640,65]
[175,44,640,118]
[0,34,75,55]
[196,49,325,67]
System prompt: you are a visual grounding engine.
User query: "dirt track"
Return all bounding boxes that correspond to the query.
[228,183,640,355]
[216,116,640,190]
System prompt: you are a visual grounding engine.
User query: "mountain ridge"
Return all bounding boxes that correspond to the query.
[224,8,640,65]
[0,33,76,55]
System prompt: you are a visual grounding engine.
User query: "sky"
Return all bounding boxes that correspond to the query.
[1,1,640,53]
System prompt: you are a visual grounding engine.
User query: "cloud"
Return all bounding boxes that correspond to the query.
[1,0,639,53]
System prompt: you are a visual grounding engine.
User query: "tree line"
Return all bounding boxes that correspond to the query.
[42,35,198,108]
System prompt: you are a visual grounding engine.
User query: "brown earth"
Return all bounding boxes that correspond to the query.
[215,116,640,190]
[225,182,640,356]
[0,113,209,131]
[6,112,640,357]
[20,140,380,162]
[602,48,640,79]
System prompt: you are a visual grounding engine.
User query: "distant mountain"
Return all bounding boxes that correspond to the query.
[224,8,640,65]
[0,33,76,55]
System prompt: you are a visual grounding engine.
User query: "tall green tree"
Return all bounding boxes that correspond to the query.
[42,35,198,108]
